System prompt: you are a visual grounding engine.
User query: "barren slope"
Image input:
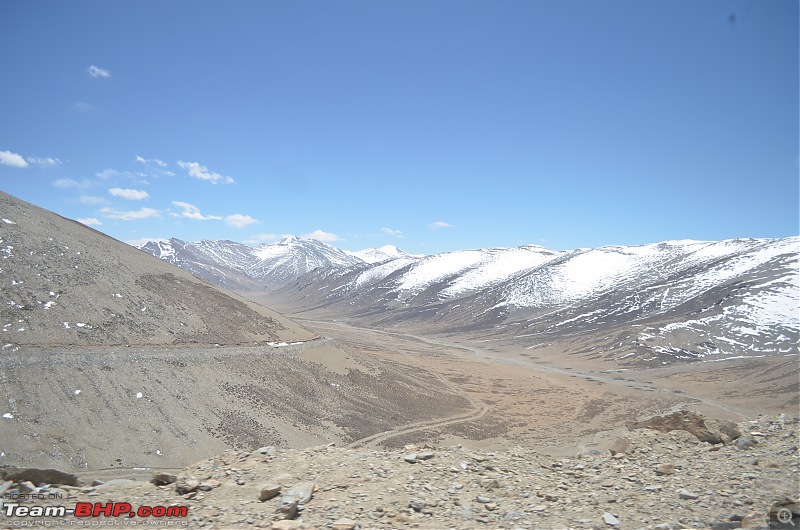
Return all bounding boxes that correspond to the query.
[0,191,315,349]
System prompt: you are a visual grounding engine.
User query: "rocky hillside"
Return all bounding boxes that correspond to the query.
[2,413,797,529]
[0,191,315,350]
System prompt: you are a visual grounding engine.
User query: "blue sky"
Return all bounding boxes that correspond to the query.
[1,1,797,255]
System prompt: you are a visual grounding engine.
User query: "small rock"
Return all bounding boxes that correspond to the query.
[404,453,417,464]
[18,481,37,493]
[739,511,768,528]
[259,483,282,501]
[271,521,301,530]
[285,481,316,505]
[198,479,220,491]
[409,499,425,512]
[150,473,178,486]
[331,518,357,530]
[417,451,435,461]
[609,437,629,456]
[277,496,299,519]
[710,522,742,530]
[678,489,699,500]
[175,477,199,494]
[476,495,491,503]
[710,419,742,442]
[258,446,275,455]
[655,463,675,475]
[735,435,757,450]
[644,485,663,492]
[603,512,620,527]
[485,502,497,511]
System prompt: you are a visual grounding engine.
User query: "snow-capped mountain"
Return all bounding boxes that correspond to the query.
[138,233,798,365]
[274,237,799,366]
[139,238,260,289]
[345,245,421,264]
[139,236,368,289]
[246,236,364,287]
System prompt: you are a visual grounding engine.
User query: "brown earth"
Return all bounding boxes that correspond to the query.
[0,191,797,528]
[2,316,795,479]
[0,191,315,350]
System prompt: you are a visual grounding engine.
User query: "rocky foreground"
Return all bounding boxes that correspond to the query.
[1,413,798,529]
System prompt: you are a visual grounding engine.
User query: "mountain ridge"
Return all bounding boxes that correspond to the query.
[137,234,798,367]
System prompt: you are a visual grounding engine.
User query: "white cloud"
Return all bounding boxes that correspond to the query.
[302,229,343,242]
[171,201,222,221]
[109,188,149,200]
[26,156,61,167]
[72,102,94,113]
[177,160,234,184]
[87,65,111,79]
[53,178,82,189]
[77,218,102,226]
[126,237,168,247]
[225,214,258,229]
[428,221,453,229]
[381,227,402,237]
[0,150,28,168]
[136,155,167,167]
[100,207,161,221]
[79,195,109,205]
[95,169,119,179]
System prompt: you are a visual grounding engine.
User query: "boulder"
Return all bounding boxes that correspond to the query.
[150,473,177,486]
[629,410,734,444]
[1,468,81,487]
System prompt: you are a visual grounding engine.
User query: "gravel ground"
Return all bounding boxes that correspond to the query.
[2,415,797,529]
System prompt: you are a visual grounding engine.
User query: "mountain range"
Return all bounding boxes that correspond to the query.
[139,237,418,290]
[138,235,799,367]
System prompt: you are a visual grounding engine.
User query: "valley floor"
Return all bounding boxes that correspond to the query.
[1,316,795,479]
